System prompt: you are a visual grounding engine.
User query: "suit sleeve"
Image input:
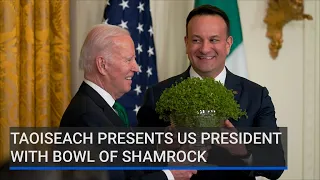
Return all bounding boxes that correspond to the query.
[126,170,169,180]
[137,88,154,127]
[137,88,169,127]
[135,88,172,180]
[79,112,114,127]
[247,87,286,179]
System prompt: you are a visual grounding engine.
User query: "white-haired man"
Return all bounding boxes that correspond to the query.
[60,24,196,180]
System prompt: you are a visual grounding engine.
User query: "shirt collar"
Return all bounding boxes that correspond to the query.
[189,66,227,85]
[84,79,115,107]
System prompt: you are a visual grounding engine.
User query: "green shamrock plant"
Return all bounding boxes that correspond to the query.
[155,77,247,127]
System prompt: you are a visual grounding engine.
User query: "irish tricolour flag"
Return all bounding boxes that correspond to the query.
[195,0,248,78]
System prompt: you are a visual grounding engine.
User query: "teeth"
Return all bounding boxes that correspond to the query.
[126,77,132,80]
[199,56,214,59]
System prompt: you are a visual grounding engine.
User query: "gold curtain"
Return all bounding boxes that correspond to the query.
[0,0,71,162]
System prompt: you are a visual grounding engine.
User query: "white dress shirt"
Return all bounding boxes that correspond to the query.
[84,79,115,108]
[189,66,227,85]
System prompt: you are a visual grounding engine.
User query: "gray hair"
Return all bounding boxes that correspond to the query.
[79,24,130,73]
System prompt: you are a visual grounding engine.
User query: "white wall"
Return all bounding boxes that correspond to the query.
[71,1,320,179]
[239,1,320,179]
[70,0,106,94]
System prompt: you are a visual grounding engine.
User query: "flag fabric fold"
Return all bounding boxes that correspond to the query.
[103,0,158,126]
[195,0,248,78]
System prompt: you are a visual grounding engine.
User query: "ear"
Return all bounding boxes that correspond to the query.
[184,35,188,54]
[96,56,107,75]
[226,36,233,55]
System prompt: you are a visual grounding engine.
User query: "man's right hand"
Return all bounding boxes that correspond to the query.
[170,170,197,180]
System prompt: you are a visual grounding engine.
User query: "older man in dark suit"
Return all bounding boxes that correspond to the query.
[137,5,285,180]
[60,24,196,180]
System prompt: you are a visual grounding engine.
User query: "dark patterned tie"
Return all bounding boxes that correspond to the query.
[113,102,129,127]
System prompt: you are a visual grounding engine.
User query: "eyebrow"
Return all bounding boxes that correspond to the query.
[192,35,220,38]
[127,55,135,60]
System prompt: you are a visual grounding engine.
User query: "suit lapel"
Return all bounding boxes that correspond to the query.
[176,66,191,82]
[224,68,242,103]
[181,66,191,80]
[79,82,125,127]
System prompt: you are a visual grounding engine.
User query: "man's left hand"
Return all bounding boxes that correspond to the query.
[216,120,248,156]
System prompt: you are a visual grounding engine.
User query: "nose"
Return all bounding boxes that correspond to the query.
[200,40,212,54]
[131,59,139,72]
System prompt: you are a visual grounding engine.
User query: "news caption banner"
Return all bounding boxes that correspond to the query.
[10,127,287,170]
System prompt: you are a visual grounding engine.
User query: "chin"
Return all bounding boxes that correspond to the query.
[125,86,132,92]
[196,66,215,73]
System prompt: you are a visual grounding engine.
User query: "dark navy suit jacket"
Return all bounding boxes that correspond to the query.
[137,67,286,180]
[60,82,169,180]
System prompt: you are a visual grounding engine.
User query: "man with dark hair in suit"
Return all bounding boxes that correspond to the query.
[59,24,196,180]
[137,5,285,180]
